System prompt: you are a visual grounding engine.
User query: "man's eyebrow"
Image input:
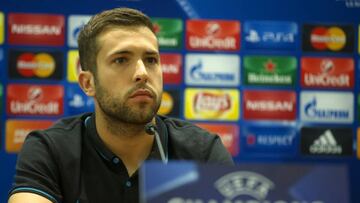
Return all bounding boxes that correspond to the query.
[109,50,159,56]
[144,50,159,55]
[110,50,133,55]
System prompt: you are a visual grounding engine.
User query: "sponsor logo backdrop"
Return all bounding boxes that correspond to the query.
[1,1,360,202]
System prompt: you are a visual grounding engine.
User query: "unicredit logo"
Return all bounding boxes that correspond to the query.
[301,57,354,89]
[190,22,236,49]
[189,35,236,50]
[304,59,350,87]
[186,20,240,51]
[194,92,231,112]
[10,86,59,115]
[310,26,346,51]
[27,86,43,101]
[7,84,63,116]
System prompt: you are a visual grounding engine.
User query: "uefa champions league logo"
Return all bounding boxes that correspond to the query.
[214,171,274,200]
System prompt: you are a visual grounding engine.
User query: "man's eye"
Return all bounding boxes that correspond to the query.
[146,57,158,64]
[113,57,128,64]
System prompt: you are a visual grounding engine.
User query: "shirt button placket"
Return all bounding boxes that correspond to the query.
[125,180,132,188]
[112,157,120,164]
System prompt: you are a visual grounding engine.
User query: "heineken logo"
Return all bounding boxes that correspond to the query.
[151,18,182,49]
[244,56,296,86]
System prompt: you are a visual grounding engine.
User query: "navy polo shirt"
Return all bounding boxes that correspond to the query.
[9,113,234,202]
[10,113,167,203]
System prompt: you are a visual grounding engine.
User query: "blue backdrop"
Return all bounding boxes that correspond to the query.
[1,0,360,202]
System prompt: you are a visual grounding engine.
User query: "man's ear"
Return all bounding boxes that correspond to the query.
[78,71,95,97]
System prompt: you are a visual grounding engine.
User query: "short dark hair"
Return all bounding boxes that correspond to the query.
[78,7,155,74]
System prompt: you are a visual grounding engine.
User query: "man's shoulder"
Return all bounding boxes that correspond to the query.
[41,113,90,138]
[26,113,91,150]
[158,116,221,160]
[158,115,234,164]
[160,116,215,139]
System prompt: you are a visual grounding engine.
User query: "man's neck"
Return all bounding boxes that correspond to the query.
[95,111,155,176]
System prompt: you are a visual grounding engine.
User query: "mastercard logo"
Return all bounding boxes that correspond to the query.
[158,91,173,115]
[310,26,346,51]
[16,52,55,78]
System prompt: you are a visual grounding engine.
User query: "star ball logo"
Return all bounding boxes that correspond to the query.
[303,24,354,53]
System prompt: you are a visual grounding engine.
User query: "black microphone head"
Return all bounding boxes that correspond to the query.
[145,123,156,135]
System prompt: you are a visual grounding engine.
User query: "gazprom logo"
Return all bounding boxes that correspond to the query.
[190,60,234,81]
[214,171,274,200]
[67,15,91,47]
[300,91,353,123]
[185,54,240,86]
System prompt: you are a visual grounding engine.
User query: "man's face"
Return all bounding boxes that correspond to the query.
[94,26,163,124]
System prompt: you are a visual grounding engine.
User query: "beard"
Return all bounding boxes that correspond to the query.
[95,80,161,125]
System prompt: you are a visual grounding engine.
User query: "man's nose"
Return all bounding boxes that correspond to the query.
[133,59,148,82]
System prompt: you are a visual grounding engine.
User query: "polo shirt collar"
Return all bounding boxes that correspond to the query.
[85,113,168,165]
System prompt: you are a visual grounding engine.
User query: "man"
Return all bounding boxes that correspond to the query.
[8,7,233,203]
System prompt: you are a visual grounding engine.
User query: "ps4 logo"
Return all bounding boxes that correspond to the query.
[246,29,295,43]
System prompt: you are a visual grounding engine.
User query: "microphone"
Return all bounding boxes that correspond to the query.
[145,123,167,164]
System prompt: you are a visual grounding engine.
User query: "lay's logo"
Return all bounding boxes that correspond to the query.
[303,24,354,53]
[185,88,239,121]
[9,50,63,80]
[194,92,231,112]
[6,84,64,116]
